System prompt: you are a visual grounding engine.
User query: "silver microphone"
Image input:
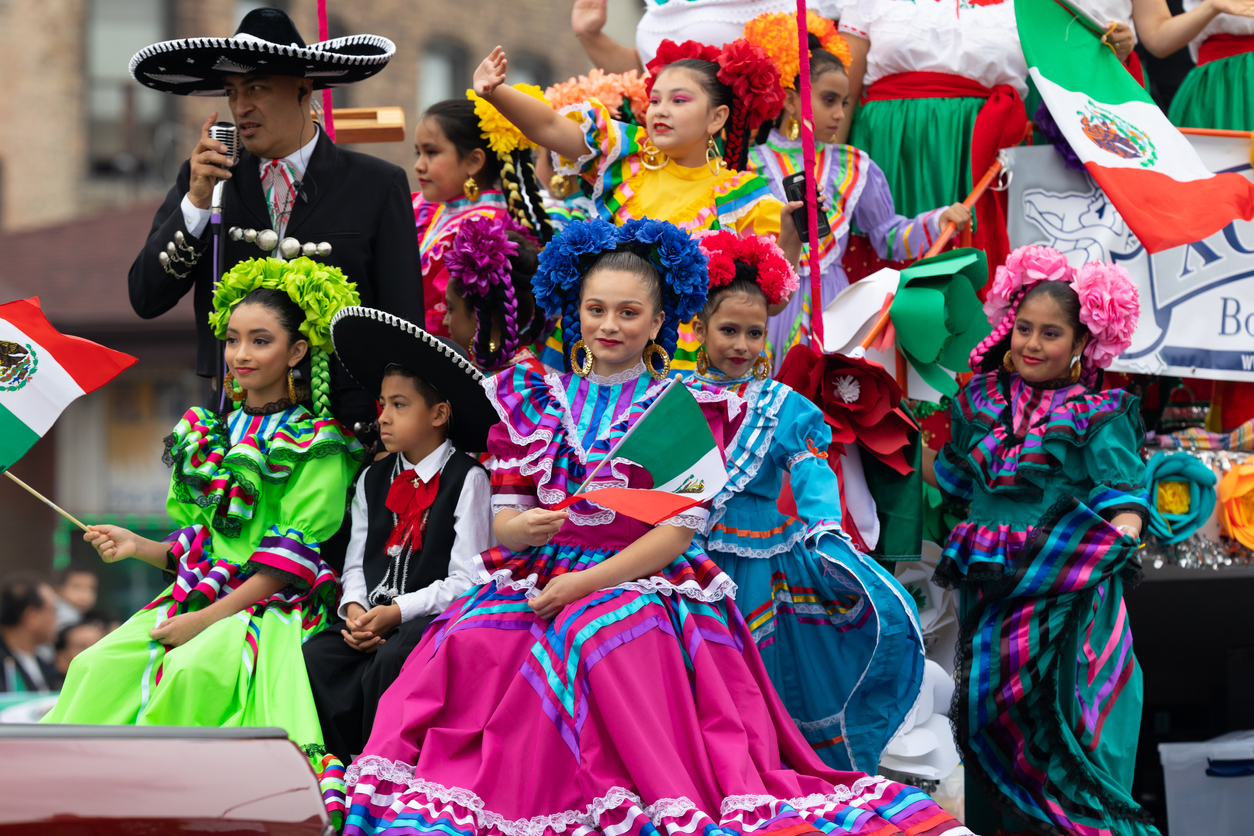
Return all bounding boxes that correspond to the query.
[207,122,239,213]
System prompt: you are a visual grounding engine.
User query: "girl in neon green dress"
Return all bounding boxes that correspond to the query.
[45,258,366,824]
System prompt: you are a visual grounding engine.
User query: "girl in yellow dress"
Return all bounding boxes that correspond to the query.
[472,39,802,372]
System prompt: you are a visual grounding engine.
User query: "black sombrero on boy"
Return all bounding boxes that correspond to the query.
[331,308,498,452]
[129,7,394,96]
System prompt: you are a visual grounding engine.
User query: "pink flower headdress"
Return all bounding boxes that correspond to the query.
[698,230,799,306]
[546,69,648,124]
[969,244,1140,373]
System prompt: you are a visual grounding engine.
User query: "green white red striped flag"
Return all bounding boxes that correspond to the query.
[555,380,728,526]
[1017,0,1254,253]
[0,298,137,470]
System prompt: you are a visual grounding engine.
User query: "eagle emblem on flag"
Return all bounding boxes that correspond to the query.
[0,341,37,391]
[1078,101,1156,167]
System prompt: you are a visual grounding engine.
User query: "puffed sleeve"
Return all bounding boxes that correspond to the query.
[1079,410,1151,524]
[248,450,359,591]
[714,170,784,237]
[771,393,861,557]
[851,161,945,262]
[483,365,562,513]
[553,99,645,188]
[934,394,977,503]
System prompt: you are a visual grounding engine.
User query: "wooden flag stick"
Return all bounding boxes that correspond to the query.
[4,471,89,532]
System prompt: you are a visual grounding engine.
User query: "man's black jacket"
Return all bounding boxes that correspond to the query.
[128,127,422,428]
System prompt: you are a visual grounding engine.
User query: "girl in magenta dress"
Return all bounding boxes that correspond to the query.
[343,219,971,836]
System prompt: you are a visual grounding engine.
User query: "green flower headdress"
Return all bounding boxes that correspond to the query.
[209,257,361,415]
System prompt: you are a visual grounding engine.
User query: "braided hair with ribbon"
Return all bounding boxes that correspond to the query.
[445,214,545,370]
[532,218,708,372]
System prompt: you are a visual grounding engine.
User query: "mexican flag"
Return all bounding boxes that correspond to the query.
[0,298,136,469]
[1018,0,1254,253]
[555,380,728,525]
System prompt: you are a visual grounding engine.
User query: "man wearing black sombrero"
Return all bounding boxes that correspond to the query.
[127,7,422,435]
[303,307,498,764]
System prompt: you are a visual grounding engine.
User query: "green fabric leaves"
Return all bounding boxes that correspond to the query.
[890,248,992,397]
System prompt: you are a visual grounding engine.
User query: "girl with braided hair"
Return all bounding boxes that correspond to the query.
[743,13,971,365]
[413,97,554,337]
[47,257,366,827]
[343,218,974,836]
[471,39,804,372]
[686,230,926,775]
[442,214,552,374]
[926,246,1155,836]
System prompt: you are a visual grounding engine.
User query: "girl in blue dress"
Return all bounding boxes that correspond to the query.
[687,230,926,774]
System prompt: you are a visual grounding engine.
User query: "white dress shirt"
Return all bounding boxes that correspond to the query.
[178,128,321,239]
[1183,0,1254,62]
[337,440,494,623]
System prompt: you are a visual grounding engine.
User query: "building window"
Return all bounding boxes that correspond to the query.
[418,40,468,114]
[509,53,555,90]
[86,0,171,177]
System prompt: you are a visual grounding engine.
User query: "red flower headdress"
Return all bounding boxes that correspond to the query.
[645,38,784,170]
[698,230,798,306]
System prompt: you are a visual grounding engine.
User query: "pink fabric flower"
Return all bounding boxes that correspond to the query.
[984,245,1074,327]
[1073,261,1139,368]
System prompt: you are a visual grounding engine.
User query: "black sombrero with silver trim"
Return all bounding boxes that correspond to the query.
[331,307,498,452]
[129,8,394,96]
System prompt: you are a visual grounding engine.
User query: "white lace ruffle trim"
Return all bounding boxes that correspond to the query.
[345,759,896,836]
[479,565,737,604]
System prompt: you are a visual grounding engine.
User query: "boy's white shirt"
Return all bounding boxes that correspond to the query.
[338,439,494,623]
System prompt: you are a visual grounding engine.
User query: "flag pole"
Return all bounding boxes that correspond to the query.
[4,471,89,532]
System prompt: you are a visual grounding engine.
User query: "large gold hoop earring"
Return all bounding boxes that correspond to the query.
[706,137,723,175]
[784,118,800,141]
[752,356,771,381]
[570,339,593,377]
[224,371,247,402]
[1069,357,1083,383]
[641,138,668,170]
[695,346,710,376]
[463,176,480,201]
[1002,350,1016,373]
[643,342,671,380]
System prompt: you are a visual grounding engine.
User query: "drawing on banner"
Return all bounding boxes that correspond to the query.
[1007,142,1254,381]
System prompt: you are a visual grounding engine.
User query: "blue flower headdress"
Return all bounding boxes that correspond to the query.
[532,218,708,370]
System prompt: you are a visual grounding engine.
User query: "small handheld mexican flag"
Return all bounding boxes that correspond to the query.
[555,380,728,526]
[1017,0,1254,253]
[0,298,136,470]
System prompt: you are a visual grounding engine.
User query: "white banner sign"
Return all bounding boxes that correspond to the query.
[1005,136,1254,381]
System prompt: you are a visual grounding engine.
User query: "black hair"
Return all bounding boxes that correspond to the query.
[755,34,848,145]
[422,99,555,243]
[657,59,758,171]
[57,566,97,586]
[232,287,314,408]
[0,575,49,628]
[582,250,665,314]
[55,620,103,652]
[449,231,545,369]
[699,263,769,321]
[383,365,447,410]
[1020,280,1087,345]
[81,606,116,630]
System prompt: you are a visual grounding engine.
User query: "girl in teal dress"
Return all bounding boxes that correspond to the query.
[687,230,925,774]
[45,258,366,826]
[930,246,1155,836]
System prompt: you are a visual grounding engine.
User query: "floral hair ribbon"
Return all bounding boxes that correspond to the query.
[466,84,548,156]
[743,10,851,89]
[697,229,798,306]
[547,69,648,124]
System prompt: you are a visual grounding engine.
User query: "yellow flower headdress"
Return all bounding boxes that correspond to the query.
[466,84,547,156]
[743,11,850,90]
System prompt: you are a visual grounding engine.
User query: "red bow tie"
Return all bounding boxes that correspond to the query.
[384,468,439,554]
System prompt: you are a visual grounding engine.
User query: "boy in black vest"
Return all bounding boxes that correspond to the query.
[305,308,500,763]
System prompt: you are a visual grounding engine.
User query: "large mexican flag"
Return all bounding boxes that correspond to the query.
[1018,0,1254,253]
[0,298,136,469]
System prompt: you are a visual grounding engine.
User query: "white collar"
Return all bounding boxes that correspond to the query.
[259,126,320,178]
[398,440,454,484]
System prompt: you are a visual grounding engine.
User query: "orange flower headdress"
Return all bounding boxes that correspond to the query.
[546,69,649,124]
[742,11,850,89]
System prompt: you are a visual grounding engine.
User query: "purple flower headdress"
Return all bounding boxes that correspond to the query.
[445,215,539,369]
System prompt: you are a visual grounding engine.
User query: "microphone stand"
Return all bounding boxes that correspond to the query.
[211,177,229,413]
